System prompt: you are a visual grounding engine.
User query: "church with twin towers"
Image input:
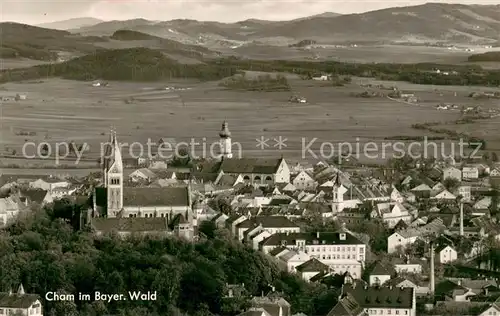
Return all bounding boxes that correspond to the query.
[89,121,290,236]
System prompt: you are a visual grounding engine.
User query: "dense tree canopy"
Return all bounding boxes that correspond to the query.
[0,201,338,316]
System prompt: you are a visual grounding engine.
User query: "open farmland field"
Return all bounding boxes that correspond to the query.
[234,44,475,64]
[0,76,498,168]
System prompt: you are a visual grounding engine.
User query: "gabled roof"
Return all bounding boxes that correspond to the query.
[219,158,284,174]
[369,262,396,276]
[19,189,49,204]
[123,187,189,207]
[411,183,431,191]
[295,258,329,273]
[237,216,298,229]
[0,293,39,308]
[326,293,366,316]
[343,284,413,309]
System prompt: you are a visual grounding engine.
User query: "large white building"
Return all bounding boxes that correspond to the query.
[259,230,366,278]
[0,285,43,316]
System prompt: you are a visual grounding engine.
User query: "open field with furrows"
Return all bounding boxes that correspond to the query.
[1,76,499,169]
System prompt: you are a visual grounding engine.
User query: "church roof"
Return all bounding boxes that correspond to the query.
[220,158,283,174]
[123,187,190,207]
[91,217,168,233]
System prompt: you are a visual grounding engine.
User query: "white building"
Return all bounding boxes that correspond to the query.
[219,121,233,159]
[237,216,301,241]
[443,167,462,181]
[374,202,412,228]
[0,285,42,316]
[260,230,366,279]
[462,167,479,179]
[29,177,70,193]
[277,250,311,272]
[292,171,316,190]
[387,219,446,253]
[437,245,458,264]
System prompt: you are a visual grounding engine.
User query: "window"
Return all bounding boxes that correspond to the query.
[396,311,399,315]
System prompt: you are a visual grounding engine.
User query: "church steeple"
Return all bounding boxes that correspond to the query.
[103,128,123,217]
[332,172,344,214]
[219,121,233,159]
[17,284,24,295]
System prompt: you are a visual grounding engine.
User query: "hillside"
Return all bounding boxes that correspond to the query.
[0,22,105,60]
[67,4,500,45]
[106,29,219,59]
[252,3,500,43]
[0,48,236,82]
[37,17,104,30]
[468,51,500,62]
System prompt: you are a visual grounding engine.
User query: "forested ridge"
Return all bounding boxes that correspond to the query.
[0,199,338,316]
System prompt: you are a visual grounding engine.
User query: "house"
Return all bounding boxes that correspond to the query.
[0,284,42,316]
[260,230,366,278]
[410,183,431,198]
[374,202,412,228]
[435,279,476,302]
[250,294,291,316]
[339,283,416,316]
[436,245,457,264]
[443,167,461,181]
[458,185,471,202]
[29,177,70,193]
[326,292,367,316]
[432,189,456,200]
[393,258,423,274]
[236,216,301,241]
[368,262,395,286]
[292,171,316,190]
[277,250,311,272]
[128,168,158,182]
[0,196,22,228]
[386,277,429,297]
[19,189,53,205]
[237,308,272,316]
[295,258,330,282]
[478,304,500,316]
[462,167,479,179]
[387,218,446,253]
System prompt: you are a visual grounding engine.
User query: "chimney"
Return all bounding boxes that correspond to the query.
[316,231,320,239]
[8,289,12,296]
[459,201,464,236]
[457,279,462,286]
[430,242,435,295]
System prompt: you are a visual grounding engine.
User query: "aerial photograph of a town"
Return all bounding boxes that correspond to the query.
[1,0,500,315]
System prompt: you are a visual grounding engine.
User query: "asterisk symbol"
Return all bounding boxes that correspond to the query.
[273,136,288,149]
[256,136,270,150]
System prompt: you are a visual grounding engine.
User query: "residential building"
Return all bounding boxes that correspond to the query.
[374,202,412,228]
[250,294,291,316]
[368,262,395,286]
[0,196,22,228]
[260,230,366,278]
[237,216,301,241]
[339,283,416,316]
[387,219,445,253]
[443,167,462,181]
[0,285,42,316]
[295,258,330,282]
[326,293,367,316]
[277,250,310,272]
[436,245,457,264]
[29,177,70,193]
[292,171,316,190]
[462,167,479,179]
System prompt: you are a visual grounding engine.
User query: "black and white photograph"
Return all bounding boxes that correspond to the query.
[1,0,500,315]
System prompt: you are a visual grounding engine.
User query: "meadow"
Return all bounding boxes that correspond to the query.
[1,73,499,169]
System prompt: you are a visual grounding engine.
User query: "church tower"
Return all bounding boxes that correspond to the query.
[332,173,344,214]
[219,121,233,159]
[102,129,123,217]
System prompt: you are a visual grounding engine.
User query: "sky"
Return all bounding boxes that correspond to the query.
[0,0,498,24]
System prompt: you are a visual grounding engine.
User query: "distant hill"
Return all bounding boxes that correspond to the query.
[252,3,500,43]
[0,22,104,60]
[66,4,500,45]
[0,48,237,82]
[106,29,220,59]
[468,51,500,62]
[37,17,104,30]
